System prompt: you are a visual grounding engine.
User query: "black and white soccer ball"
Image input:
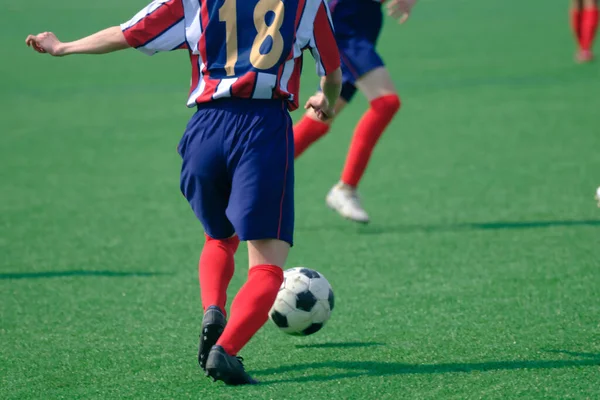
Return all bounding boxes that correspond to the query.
[269,267,334,336]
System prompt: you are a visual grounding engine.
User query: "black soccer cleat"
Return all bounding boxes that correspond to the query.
[198,306,226,371]
[205,345,259,386]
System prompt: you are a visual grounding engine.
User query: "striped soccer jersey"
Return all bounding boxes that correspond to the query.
[121,0,340,110]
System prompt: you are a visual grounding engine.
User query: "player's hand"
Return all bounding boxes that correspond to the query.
[387,0,417,24]
[25,32,65,56]
[304,93,334,121]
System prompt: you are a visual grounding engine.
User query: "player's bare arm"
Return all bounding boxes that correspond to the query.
[387,0,417,24]
[25,26,129,56]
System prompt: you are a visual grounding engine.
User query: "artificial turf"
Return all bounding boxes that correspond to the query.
[1,0,600,398]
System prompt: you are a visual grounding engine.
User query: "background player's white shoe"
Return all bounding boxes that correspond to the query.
[596,187,600,207]
[326,182,370,224]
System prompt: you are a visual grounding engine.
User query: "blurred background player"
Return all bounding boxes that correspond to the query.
[26,0,341,386]
[293,0,417,223]
[571,0,598,62]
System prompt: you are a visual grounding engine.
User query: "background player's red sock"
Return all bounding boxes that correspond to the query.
[571,8,583,48]
[216,264,283,355]
[293,116,330,158]
[581,6,599,51]
[341,94,401,187]
[199,234,240,315]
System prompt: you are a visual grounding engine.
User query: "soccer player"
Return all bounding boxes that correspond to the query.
[571,0,599,62]
[293,0,417,223]
[26,0,341,385]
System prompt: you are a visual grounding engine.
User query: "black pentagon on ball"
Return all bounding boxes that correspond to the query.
[302,322,323,336]
[270,310,289,328]
[298,268,320,279]
[328,289,335,311]
[295,290,317,312]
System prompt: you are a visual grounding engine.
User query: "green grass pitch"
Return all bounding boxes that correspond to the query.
[2,0,600,398]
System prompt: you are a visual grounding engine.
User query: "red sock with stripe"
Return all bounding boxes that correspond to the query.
[199,235,240,316]
[216,264,284,355]
[293,116,330,158]
[572,8,583,48]
[341,94,401,187]
[581,6,599,51]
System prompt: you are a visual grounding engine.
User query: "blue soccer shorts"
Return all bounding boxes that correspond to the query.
[328,0,385,102]
[178,99,294,246]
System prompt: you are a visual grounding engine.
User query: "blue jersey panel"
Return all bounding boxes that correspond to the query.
[203,0,299,79]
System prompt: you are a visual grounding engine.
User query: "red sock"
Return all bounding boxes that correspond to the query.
[572,8,583,48]
[216,264,283,355]
[581,6,599,51]
[199,234,240,315]
[341,94,401,187]
[293,116,330,158]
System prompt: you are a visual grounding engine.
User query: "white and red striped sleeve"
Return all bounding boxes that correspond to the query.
[309,0,340,76]
[121,0,186,56]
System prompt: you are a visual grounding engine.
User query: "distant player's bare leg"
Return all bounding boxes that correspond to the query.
[340,66,401,188]
[294,97,347,158]
[215,239,288,356]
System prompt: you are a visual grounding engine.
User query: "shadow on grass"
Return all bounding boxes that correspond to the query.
[254,351,600,384]
[310,219,600,235]
[295,342,385,349]
[0,270,166,280]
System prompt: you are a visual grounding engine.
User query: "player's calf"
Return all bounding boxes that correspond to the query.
[214,263,284,356]
[211,241,287,353]
[340,93,401,188]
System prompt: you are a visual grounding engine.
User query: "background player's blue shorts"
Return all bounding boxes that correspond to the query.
[178,99,294,246]
[328,0,384,102]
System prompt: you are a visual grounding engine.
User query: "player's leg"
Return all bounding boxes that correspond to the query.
[571,0,584,53]
[326,66,401,224]
[579,0,599,61]
[341,66,401,189]
[321,0,400,223]
[326,67,400,223]
[205,238,288,385]
[293,95,348,158]
[178,109,239,370]
[205,101,294,385]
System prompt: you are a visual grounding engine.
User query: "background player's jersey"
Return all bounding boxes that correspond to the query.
[121,0,340,110]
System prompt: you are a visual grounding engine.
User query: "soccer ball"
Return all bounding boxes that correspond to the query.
[269,267,334,336]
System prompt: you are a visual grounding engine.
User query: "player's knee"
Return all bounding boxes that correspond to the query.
[205,233,240,253]
[372,94,401,116]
